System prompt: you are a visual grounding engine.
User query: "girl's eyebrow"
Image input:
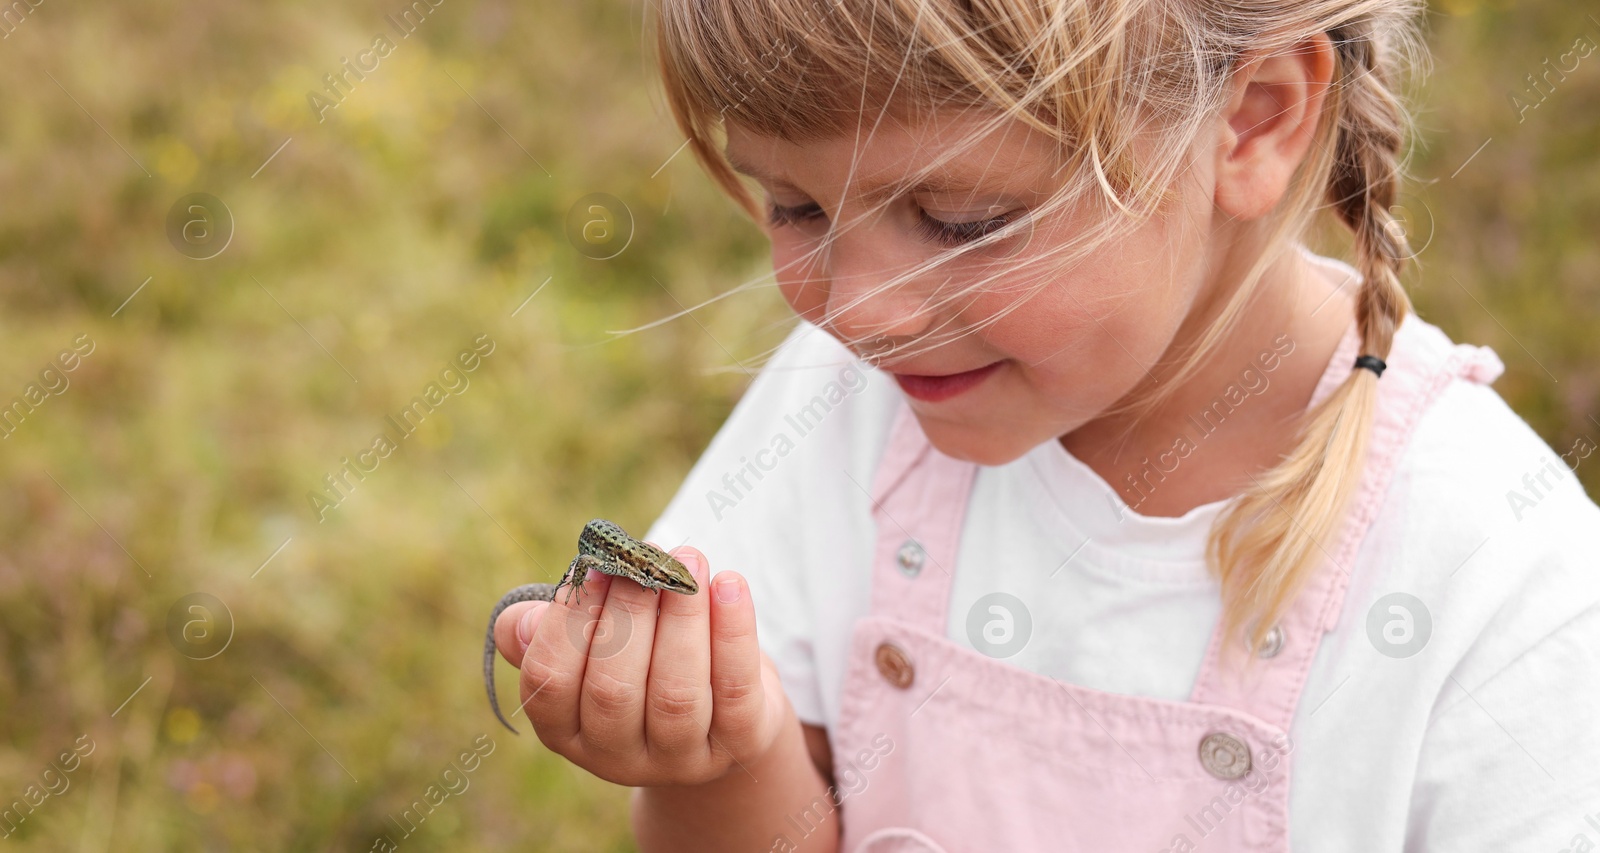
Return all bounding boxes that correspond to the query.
[725,149,988,201]
[724,149,775,181]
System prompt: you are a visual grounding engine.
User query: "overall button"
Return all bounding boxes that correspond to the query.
[1198,732,1252,779]
[874,642,915,689]
[895,540,925,577]
[1256,624,1286,658]
[1243,621,1286,659]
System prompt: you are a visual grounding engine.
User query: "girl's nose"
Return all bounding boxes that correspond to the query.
[816,235,936,346]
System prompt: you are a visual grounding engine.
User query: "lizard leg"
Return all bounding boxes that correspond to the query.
[552,556,578,603]
[559,554,603,605]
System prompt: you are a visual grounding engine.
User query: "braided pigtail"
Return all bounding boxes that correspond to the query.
[1209,20,1415,668]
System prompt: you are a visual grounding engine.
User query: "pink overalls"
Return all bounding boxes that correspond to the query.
[830,319,1505,852]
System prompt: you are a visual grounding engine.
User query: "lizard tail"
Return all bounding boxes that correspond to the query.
[484,582,560,735]
[486,603,520,735]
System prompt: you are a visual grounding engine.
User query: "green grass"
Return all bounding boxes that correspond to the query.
[0,0,1595,848]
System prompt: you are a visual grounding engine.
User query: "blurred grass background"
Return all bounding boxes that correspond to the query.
[0,0,1595,849]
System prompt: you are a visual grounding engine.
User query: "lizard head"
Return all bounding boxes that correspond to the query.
[641,546,699,595]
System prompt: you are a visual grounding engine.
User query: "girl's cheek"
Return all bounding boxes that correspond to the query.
[773,244,827,320]
[989,298,1103,377]
[778,282,812,319]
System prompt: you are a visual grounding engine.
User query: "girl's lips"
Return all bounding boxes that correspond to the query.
[892,361,1003,403]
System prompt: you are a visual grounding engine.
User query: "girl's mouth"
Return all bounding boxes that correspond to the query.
[892,361,1003,403]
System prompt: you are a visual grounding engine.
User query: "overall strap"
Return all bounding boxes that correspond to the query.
[865,402,978,632]
[1188,319,1505,730]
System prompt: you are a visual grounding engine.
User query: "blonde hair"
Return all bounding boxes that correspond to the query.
[652,0,1422,664]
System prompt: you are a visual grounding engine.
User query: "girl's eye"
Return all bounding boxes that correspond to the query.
[766,201,825,229]
[765,201,1017,249]
[911,209,1015,249]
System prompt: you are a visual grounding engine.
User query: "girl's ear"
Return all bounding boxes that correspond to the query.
[1213,34,1336,221]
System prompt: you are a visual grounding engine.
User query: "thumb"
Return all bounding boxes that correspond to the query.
[494,600,550,667]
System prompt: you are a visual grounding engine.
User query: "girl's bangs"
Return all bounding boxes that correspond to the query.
[652,0,1158,220]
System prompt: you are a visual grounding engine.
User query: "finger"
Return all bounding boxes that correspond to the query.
[706,571,776,758]
[521,568,612,749]
[494,600,545,668]
[576,567,662,758]
[644,548,714,761]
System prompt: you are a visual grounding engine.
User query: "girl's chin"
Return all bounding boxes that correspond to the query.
[910,417,1037,467]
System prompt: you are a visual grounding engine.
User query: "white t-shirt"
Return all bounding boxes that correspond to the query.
[646,258,1600,851]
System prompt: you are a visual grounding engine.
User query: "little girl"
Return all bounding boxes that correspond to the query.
[493,0,1600,849]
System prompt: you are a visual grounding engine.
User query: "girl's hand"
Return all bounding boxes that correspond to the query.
[492,547,791,787]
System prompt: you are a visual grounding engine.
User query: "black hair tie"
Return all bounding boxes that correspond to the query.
[1354,354,1387,377]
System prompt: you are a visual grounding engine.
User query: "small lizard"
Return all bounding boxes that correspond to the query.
[484,518,698,734]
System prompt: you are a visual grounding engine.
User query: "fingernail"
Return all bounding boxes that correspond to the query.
[677,550,704,583]
[713,574,742,604]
